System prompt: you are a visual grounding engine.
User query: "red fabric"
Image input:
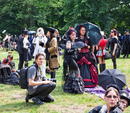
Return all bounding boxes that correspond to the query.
[84,84,97,88]
[77,57,98,85]
[79,47,89,53]
[98,38,108,49]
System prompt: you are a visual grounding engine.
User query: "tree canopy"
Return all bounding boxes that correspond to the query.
[0,0,130,35]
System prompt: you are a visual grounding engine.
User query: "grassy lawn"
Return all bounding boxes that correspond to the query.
[0,49,130,113]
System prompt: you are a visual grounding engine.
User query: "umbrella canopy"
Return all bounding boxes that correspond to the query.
[98,69,126,90]
[28,31,36,35]
[75,22,102,45]
[72,41,86,49]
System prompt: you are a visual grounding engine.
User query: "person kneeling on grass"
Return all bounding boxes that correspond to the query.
[26,53,56,105]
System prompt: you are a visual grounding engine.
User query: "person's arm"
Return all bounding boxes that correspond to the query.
[112,43,117,56]
[28,66,52,86]
[48,38,57,53]
[112,38,118,56]
[28,79,51,86]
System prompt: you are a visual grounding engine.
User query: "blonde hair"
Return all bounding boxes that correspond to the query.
[105,87,119,97]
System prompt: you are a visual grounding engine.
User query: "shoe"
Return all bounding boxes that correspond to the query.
[32,97,44,105]
[44,95,54,102]
[25,94,31,103]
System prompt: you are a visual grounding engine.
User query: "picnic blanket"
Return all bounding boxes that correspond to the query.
[85,86,130,99]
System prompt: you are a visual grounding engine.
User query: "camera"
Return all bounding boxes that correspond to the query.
[49,78,56,83]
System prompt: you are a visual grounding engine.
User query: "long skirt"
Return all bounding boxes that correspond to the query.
[77,56,98,88]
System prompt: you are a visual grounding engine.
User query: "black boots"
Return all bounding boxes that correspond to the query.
[50,72,56,82]
[99,64,106,73]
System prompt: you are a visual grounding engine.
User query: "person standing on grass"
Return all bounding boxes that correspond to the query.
[17,30,30,69]
[76,25,98,88]
[33,27,47,58]
[107,29,119,69]
[96,31,108,73]
[26,53,56,105]
[45,27,60,82]
[122,30,130,58]
[63,29,84,94]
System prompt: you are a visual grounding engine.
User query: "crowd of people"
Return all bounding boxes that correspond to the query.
[0,26,130,112]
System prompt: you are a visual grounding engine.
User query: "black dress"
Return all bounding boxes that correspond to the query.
[107,37,118,69]
[63,41,84,94]
[0,64,19,85]
[122,35,130,58]
[76,38,98,88]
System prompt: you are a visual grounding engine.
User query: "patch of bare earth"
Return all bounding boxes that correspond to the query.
[49,104,87,113]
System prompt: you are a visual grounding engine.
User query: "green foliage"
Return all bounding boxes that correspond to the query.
[0,0,130,35]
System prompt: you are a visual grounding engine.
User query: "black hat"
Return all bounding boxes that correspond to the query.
[106,84,120,93]
[22,30,28,35]
[47,27,56,34]
[120,90,130,106]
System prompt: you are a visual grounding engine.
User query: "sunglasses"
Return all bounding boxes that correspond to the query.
[106,95,118,99]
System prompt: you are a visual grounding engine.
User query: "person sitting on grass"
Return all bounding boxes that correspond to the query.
[0,58,19,85]
[26,53,56,105]
[7,55,16,72]
[118,90,130,112]
[88,85,122,113]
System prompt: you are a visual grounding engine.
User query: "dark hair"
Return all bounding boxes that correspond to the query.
[77,25,87,38]
[35,53,45,60]
[111,29,118,36]
[67,29,76,41]
[47,27,56,38]
[22,30,28,35]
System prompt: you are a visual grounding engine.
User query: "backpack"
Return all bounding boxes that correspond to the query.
[19,65,37,89]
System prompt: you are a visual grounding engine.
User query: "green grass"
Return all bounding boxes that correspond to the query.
[0,49,130,113]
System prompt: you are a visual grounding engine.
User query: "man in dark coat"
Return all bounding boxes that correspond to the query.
[122,30,130,58]
[17,30,29,69]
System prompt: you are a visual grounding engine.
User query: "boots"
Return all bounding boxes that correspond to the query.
[50,72,56,82]
[99,64,106,73]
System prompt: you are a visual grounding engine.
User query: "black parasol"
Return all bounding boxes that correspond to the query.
[75,22,102,45]
[98,69,126,90]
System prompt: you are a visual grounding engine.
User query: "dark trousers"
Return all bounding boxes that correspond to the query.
[18,53,28,70]
[28,83,56,98]
[18,53,24,70]
[112,56,117,69]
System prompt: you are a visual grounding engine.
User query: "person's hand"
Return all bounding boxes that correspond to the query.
[112,53,115,56]
[87,45,90,49]
[66,42,71,49]
[43,80,51,84]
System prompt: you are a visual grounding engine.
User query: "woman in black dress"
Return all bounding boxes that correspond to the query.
[63,29,84,94]
[107,29,118,69]
[76,25,98,88]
